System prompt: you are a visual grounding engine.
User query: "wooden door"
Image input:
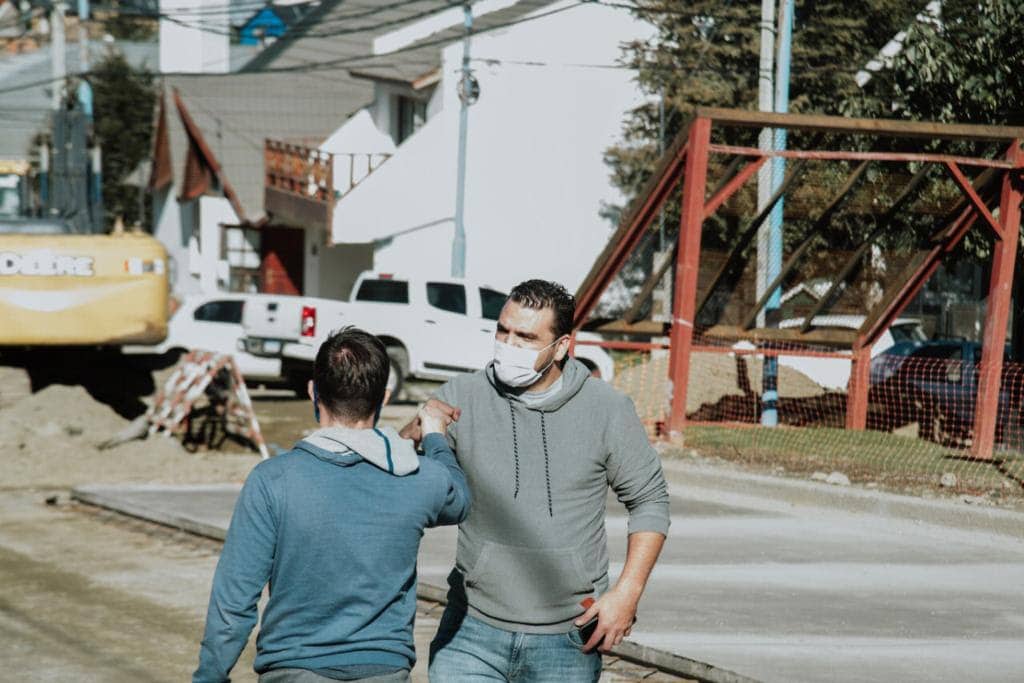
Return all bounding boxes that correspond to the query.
[260,227,304,294]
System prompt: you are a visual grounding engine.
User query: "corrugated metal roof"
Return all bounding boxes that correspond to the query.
[165,68,364,219]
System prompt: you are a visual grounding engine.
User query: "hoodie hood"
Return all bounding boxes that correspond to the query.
[485,357,590,412]
[296,425,419,476]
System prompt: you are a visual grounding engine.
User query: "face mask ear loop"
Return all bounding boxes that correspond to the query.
[313,382,321,423]
[535,335,566,377]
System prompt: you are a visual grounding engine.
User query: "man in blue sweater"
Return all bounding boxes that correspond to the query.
[193,327,470,683]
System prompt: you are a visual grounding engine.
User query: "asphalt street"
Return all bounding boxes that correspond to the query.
[70,418,1024,683]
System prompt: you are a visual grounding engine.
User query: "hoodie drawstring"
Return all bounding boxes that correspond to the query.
[509,402,520,499]
[540,412,553,517]
[508,402,553,517]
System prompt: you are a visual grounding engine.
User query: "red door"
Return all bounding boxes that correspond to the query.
[260,227,304,294]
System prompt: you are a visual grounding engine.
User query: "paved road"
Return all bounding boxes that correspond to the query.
[73,440,1024,683]
[414,473,1024,683]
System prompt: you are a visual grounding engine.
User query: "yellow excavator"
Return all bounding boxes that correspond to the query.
[0,158,168,347]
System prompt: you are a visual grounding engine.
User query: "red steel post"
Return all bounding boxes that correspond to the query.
[667,117,712,436]
[845,342,872,430]
[972,143,1023,459]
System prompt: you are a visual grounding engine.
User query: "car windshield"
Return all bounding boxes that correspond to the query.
[890,323,927,343]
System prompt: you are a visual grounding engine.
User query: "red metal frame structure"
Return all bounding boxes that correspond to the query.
[574,107,1024,459]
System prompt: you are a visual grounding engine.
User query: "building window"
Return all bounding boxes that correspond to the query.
[223,226,261,292]
[396,96,427,144]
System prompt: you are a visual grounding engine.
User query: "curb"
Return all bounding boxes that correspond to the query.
[71,484,235,542]
[70,485,760,683]
[661,458,1024,540]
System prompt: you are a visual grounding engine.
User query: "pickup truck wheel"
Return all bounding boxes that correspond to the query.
[386,347,408,401]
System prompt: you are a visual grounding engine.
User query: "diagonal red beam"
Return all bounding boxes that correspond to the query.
[702,156,767,219]
[943,161,1002,238]
[574,132,690,326]
[859,200,983,348]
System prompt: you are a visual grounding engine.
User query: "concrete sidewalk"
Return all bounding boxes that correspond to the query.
[73,456,1024,683]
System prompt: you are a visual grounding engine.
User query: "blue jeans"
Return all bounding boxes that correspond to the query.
[259,668,410,682]
[428,606,601,682]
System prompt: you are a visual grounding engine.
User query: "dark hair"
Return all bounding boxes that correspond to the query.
[508,279,575,338]
[314,327,390,422]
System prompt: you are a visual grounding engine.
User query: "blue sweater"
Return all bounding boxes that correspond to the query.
[193,430,469,682]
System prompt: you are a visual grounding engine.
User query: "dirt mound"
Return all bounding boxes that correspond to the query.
[0,384,128,442]
[613,351,832,425]
[0,379,258,489]
[0,366,32,409]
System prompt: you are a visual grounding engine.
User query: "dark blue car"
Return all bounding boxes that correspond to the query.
[870,340,1022,448]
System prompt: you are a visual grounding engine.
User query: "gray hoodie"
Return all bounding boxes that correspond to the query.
[303,424,421,475]
[436,358,670,634]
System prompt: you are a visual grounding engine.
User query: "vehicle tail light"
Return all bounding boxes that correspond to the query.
[301,306,316,337]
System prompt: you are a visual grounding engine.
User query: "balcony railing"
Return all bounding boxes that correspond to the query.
[264,139,391,235]
[264,139,334,231]
[335,152,392,197]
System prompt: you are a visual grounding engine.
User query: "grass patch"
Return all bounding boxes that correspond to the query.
[675,424,1024,504]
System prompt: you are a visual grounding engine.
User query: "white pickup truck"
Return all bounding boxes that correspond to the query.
[240,272,614,395]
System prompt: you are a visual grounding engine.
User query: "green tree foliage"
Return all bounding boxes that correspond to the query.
[850,0,1024,126]
[90,50,156,229]
[102,2,158,42]
[848,0,1024,258]
[606,0,921,203]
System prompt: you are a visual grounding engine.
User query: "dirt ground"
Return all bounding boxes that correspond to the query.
[0,359,419,682]
[0,356,674,682]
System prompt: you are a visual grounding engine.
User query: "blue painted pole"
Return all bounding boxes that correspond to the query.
[761,0,793,427]
[76,0,93,119]
[451,3,472,278]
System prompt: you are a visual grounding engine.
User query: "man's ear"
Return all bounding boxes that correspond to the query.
[382,388,392,407]
[307,379,316,403]
[553,335,571,362]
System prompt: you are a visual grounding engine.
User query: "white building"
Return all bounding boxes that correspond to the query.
[151,0,652,300]
[321,0,654,294]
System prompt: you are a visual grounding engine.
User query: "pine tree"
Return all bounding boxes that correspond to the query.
[90,50,156,229]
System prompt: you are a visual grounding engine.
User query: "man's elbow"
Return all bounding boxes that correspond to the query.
[625,498,670,536]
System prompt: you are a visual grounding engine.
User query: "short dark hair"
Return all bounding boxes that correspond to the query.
[508,279,575,338]
[314,327,390,422]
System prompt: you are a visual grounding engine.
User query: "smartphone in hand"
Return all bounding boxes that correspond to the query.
[575,598,636,650]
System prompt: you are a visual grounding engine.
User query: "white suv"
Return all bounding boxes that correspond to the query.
[123,293,283,383]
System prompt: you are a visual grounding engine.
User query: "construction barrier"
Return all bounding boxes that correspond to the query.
[148,350,269,459]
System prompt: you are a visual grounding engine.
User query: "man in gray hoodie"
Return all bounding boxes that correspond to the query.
[402,280,670,682]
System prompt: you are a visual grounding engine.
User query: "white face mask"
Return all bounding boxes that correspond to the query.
[492,338,560,388]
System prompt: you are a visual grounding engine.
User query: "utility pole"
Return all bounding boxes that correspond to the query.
[77,0,93,118]
[51,1,67,111]
[451,2,474,278]
[761,0,794,427]
[754,0,775,329]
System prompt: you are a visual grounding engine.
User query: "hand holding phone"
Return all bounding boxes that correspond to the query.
[575,597,636,653]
